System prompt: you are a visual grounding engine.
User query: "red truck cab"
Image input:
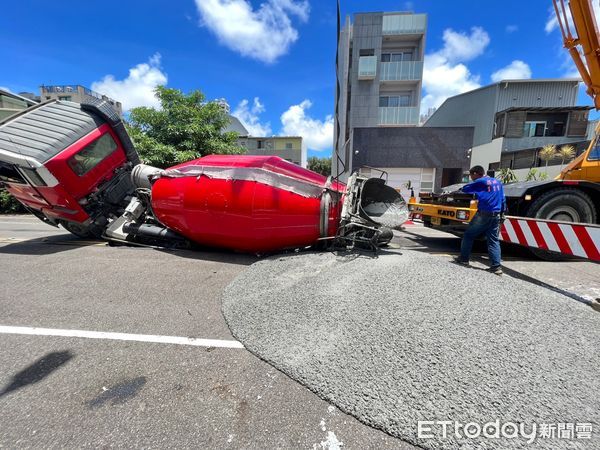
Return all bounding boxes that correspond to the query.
[0,99,139,236]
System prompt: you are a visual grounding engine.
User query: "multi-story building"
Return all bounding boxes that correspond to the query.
[225,116,304,167]
[40,85,123,116]
[240,136,303,166]
[0,89,38,120]
[333,11,473,196]
[424,79,592,179]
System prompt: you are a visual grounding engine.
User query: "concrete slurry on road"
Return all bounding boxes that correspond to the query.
[223,250,600,449]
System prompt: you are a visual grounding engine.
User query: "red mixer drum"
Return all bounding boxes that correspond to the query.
[150,155,346,253]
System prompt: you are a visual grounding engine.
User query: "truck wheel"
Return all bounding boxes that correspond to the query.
[526,188,596,260]
[59,220,94,239]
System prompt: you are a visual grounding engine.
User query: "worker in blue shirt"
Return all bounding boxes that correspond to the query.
[455,165,506,275]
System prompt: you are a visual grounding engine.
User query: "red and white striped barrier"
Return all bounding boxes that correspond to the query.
[500,217,600,262]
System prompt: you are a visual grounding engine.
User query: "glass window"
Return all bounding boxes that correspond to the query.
[381,53,391,62]
[58,95,72,101]
[388,96,399,107]
[391,53,404,62]
[523,121,546,137]
[588,139,600,161]
[402,52,413,61]
[68,133,118,176]
[379,96,389,107]
[20,168,47,186]
[285,142,293,149]
[399,94,411,107]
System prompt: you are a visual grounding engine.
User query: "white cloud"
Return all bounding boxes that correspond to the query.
[545,2,600,33]
[280,100,333,152]
[505,24,518,33]
[91,53,167,111]
[194,0,309,64]
[421,27,490,111]
[491,60,532,82]
[0,86,11,92]
[233,97,272,136]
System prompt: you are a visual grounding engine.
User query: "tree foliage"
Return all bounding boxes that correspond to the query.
[539,144,557,166]
[525,168,548,181]
[558,144,576,166]
[0,189,25,214]
[307,156,332,176]
[126,86,243,168]
[496,168,518,184]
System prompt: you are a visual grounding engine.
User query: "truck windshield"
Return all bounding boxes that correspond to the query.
[68,133,117,176]
[589,138,600,161]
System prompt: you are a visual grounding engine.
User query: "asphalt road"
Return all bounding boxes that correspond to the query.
[0,215,411,449]
[0,215,597,448]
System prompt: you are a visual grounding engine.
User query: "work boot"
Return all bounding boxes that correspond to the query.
[487,265,503,275]
[453,257,470,267]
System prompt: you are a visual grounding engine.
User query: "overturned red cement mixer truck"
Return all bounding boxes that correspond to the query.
[0,99,408,253]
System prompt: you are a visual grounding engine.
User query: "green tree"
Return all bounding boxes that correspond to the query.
[0,189,25,214]
[525,168,548,181]
[307,156,332,176]
[557,144,576,169]
[539,144,557,173]
[496,168,518,184]
[126,86,243,168]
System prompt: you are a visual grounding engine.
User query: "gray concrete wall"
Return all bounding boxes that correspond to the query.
[423,85,498,147]
[352,127,473,190]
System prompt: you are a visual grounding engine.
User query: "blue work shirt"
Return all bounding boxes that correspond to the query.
[461,176,506,213]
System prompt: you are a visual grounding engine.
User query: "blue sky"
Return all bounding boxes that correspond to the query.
[1,0,596,158]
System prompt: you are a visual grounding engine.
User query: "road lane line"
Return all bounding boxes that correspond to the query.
[0,325,245,349]
[0,222,48,225]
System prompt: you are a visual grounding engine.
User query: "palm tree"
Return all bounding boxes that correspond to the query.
[557,144,576,169]
[539,144,557,174]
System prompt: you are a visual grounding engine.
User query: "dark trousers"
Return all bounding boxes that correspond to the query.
[460,212,502,267]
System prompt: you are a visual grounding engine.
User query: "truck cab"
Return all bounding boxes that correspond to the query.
[0,99,140,237]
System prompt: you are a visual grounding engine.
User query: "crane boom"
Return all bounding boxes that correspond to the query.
[553,0,600,109]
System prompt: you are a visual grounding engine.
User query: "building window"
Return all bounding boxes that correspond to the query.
[58,95,72,101]
[523,121,546,137]
[381,52,413,62]
[257,140,264,149]
[379,94,411,107]
[285,142,293,149]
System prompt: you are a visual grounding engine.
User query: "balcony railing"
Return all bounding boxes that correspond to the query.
[40,85,118,104]
[382,14,426,35]
[41,85,81,94]
[379,106,419,125]
[358,56,377,80]
[380,61,423,81]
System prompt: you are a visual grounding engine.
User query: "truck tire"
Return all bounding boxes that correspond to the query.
[526,188,596,260]
[59,220,94,239]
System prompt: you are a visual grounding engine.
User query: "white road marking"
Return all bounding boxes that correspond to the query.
[0,325,245,349]
[0,221,45,225]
